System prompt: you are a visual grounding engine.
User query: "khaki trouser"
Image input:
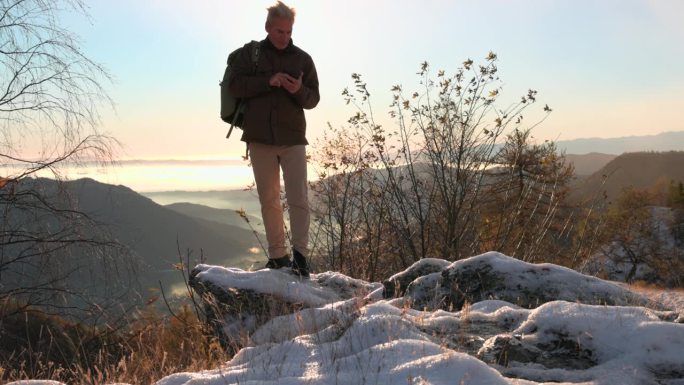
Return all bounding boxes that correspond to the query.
[248,143,309,259]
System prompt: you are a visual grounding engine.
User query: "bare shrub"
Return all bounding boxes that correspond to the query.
[311,54,574,280]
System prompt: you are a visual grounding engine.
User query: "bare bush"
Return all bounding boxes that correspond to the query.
[311,54,575,280]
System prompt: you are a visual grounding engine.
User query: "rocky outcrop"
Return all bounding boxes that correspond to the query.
[189,265,381,351]
[395,252,658,311]
[185,252,684,385]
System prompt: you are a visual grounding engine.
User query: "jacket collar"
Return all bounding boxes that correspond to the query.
[262,36,295,52]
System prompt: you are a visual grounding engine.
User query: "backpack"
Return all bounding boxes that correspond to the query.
[220,40,260,139]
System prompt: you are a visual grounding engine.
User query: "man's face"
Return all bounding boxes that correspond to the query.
[266,16,293,50]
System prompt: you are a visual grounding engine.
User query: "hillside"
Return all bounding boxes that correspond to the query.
[5,178,265,301]
[570,151,684,203]
[564,152,616,176]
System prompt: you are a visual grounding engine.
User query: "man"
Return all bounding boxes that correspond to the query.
[228,1,319,277]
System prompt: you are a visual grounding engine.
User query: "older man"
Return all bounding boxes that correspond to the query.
[228,1,319,277]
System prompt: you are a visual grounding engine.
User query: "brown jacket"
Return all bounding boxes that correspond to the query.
[228,38,319,145]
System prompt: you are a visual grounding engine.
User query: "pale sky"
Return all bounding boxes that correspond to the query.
[66,0,684,160]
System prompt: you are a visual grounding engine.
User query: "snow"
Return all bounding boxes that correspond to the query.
[9,252,684,385]
[191,264,346,307]
[441,252,650,306]
[510,302,683,380]
[154,303,512,385]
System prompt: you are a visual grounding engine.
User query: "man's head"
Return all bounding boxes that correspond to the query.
[265,1,295,50]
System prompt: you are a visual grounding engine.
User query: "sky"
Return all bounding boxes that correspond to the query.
[63,0,684,161]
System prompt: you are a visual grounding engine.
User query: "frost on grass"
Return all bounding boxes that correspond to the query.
[13,252,684,385]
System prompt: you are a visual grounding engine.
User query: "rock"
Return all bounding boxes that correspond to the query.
[478,328,596,370]
[477,334,542,366]
[382,258,450,298]
[188,264,380,351]
[400,252,656,311]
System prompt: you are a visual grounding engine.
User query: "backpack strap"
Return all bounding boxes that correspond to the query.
[226,41,261,139]
[250,40,260,67]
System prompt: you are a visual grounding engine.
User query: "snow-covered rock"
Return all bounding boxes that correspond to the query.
[188,265,381,351]
[401,252,657,311]
[173,252,684,385]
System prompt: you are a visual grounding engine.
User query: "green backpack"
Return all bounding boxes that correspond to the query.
[220,40,260,138]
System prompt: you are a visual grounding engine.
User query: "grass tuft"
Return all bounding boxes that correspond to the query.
[0,302,231,385]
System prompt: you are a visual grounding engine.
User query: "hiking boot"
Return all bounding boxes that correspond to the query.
[264,255,292,269]
[291,249,310,278]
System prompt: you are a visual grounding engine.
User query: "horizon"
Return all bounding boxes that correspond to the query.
[5,132,684,194]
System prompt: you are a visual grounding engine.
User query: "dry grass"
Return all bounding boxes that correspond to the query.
[624,282,684,313]
[0,303,231,385]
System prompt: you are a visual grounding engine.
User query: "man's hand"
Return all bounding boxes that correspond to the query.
[281,72,303,94]
[269,73,286,87]
[270,72,303,93]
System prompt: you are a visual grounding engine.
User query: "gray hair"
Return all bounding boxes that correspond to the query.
[266,1,296,25]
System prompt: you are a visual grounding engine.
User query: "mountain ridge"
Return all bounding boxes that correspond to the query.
[556,130,684,155]
[6,177,266,304]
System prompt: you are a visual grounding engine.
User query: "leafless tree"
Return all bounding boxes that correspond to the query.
[593,187,684,286]
[0,0,125,320]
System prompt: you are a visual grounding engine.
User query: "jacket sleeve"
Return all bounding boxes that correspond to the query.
[292,55,320,110]
[227,44,271,98]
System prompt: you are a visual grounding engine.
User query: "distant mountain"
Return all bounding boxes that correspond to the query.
[166,202,264,233]
[556,131,684,155]
[141,189,261,214]
[570,151,684,203]
[564,153,616,176]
